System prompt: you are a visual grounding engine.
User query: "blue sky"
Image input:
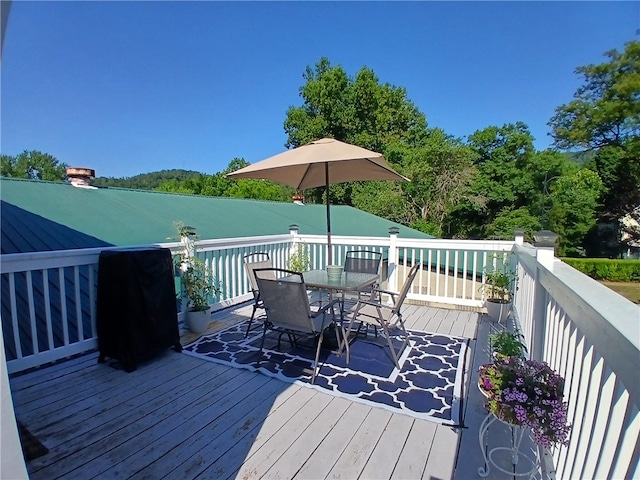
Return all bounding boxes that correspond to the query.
[1,1,637,179]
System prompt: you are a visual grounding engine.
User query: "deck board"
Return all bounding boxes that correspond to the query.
[391,418,437,479]
[262,395,352,480]
[8,302,527,480]
[327,408,394,479]
[351,411,414,480]
[290,401,371,479]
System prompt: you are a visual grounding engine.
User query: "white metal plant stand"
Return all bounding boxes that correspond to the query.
[478,413,541,479]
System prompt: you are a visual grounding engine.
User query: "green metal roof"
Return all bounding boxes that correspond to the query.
[1,178,432,253]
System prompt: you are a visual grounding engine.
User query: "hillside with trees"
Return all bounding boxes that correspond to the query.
[93,169,202,190]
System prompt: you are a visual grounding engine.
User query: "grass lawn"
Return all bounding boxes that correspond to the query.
[600,281,640,304]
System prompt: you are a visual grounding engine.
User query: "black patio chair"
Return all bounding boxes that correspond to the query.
[254,268,340,384]
[343,250,383,334]
[344,263,420,369]
[243,252,274,337]
[344,250,382,276]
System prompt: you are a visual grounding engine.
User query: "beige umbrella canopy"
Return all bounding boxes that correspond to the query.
[227,138,409,265]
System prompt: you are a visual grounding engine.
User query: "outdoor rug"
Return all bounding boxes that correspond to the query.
[183,320,468,426]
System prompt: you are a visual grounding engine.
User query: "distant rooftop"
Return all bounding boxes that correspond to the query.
[0,177,432,254]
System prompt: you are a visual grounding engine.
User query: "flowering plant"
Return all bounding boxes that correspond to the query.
[479,356,571,447]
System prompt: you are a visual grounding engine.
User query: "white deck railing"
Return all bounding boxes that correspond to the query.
[513,244,639,479]
[295,231,514,308]
[0,234,291,374]
[1,231,638,478]
[0,230,515,374]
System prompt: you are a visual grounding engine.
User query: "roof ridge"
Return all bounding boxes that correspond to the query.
[0,176,291,204]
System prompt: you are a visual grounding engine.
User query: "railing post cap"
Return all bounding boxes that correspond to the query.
[289,224,299,232]
[389,226,400,235]
[534,230,559,247]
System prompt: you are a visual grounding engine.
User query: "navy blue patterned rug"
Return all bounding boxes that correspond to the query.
[184,320,468,425]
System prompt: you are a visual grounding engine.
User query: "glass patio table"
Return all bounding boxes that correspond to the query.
[280,269,378,314]
[299,269,379,323]
[300,269,379,293]
[295,269,379,361]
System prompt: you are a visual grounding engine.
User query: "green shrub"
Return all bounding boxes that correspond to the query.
[562,258,640,282]
[489,331,527,358]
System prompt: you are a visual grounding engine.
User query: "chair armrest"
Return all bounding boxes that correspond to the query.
[311,299,341,317]
[353,299,394,312]
[371,288,398,305]
[373,288,397,296]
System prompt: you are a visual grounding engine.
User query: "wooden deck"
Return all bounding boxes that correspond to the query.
[9,302,524,480]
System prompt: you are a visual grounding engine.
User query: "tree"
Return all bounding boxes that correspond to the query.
[461,123,538,236]
[283,58,428,209]
[486,207,542,241]
[153,159,292,201]
[1,150,67,181]
[155,179,195,194]
[199,158,251,197]
[547,169,603,256]
[96,169,201,189]
[400,129,478,237]
[550,41,640,151]
[225,179,292,201]
[585,143,640,218]
[221,158,292,201]
[351,181,412,226]
[454,125,585,244]
[621,207,640,251]
[284,58,428,153]
[549,41,640,220]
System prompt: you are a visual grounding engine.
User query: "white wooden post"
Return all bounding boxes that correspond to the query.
[289,224,299,267]
[536,246,557,271]
[529,263,547,361]
[529,231,559,360]
[514,228,525,246]
[388,227,399,293]
[533,230,559,271]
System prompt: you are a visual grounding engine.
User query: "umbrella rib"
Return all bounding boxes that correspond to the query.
[362,158,409,181]
[297,163,316,191]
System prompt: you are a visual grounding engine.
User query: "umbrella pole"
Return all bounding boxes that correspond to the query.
[325,162,332,265]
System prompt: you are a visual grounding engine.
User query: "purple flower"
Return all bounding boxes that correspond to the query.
[477,355,571,446]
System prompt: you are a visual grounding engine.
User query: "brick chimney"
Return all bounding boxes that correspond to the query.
[66,167,96,188]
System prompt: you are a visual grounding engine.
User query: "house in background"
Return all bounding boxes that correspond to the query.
[0,176,432,254]
[621,206,640,259]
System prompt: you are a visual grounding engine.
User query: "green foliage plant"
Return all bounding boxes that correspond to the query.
[180,257,218,311]
[482,256,517,304]
[562,258,640,282]
[288,243,311,273]
[174,222,220,311]
[489,331,527,359]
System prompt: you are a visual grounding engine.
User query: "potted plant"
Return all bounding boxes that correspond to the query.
[288,242,311,273]
[489,330,527,359]
[174,222,220,334]
[481,256,517,323]
[478,356,571,448]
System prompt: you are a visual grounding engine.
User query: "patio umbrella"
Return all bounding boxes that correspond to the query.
[226,138,409,264]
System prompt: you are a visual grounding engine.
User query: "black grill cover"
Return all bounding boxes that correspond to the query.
[97,247,181,372]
